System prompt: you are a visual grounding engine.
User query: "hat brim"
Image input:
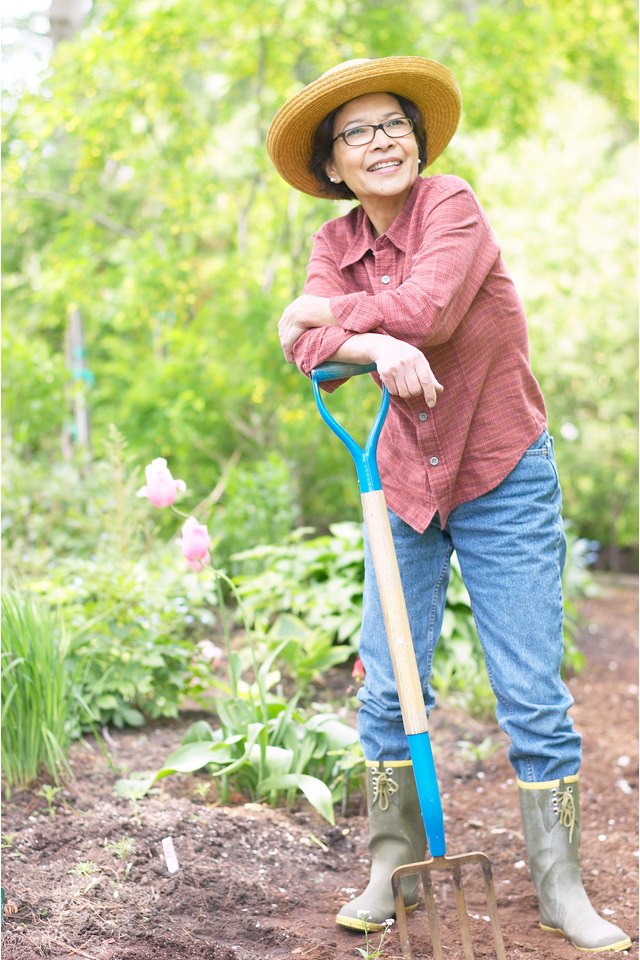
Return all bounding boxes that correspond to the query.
[266,56,462,199]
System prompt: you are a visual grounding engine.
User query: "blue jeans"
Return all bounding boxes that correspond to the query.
[357,430,582,783]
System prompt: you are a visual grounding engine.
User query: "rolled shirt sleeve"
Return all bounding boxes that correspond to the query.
[293,225,356,378]
[292,324,354,380]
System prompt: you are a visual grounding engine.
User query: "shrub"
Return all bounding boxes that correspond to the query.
[233,522,365,646]
[3,429,221,732]
[214,453,299,571]
[25,549,219,733]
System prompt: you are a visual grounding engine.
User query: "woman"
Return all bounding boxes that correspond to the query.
[266,56,630,952]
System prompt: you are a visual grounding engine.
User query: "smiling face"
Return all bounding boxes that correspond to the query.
[325,92,420,228]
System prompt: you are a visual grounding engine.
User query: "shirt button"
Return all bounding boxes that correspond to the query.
[418,412,428,421]
[381,275,390,284]
[429,456,439,466]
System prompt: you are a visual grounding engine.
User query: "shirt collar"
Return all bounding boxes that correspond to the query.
[339,177,424,269]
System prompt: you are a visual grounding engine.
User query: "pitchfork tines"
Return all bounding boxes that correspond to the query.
[392,851,507,960]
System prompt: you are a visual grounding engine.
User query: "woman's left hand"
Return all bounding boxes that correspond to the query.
[278,295,336,362]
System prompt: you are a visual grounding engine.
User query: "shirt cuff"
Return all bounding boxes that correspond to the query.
[293,325,355,381]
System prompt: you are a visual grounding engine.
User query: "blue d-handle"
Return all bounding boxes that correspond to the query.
[311,362,390,495]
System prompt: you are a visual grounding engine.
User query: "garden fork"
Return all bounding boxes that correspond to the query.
[311,360,507,960]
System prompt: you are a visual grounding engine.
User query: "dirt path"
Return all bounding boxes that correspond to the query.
[2,576,638,959]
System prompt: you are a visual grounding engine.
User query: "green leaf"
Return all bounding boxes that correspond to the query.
[115,773,156,800]
[118,705,146,727]
[211,723,265,778]
[160,740,240,774]
[181,720,217,744]
[258,773,335,825]
[248,743,293,777]
[305,714,360,750]
[95,694,119,709]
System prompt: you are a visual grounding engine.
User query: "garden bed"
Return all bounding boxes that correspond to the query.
[2,576,638,960]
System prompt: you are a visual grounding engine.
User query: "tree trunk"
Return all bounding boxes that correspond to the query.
[48,0,86,46]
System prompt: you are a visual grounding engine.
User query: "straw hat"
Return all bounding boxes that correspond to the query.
[266,56,461,199]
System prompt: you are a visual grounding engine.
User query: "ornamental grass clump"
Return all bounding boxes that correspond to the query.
[1,591,75,793]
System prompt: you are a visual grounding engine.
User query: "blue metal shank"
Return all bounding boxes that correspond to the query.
[408,731,446,856]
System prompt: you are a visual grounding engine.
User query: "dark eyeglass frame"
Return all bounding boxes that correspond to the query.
[332,116,415,147]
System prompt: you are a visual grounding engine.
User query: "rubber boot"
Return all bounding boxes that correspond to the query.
[519,776,631,952]
[336,760,427,932]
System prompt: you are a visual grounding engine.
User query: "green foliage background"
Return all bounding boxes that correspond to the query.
[3,0,638,558]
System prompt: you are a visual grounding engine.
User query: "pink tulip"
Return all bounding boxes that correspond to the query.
[137,458,186,508]
[180,517,210,570]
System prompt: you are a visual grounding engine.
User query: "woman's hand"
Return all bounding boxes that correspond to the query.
[278,295,337,362]
[371,338,444,408]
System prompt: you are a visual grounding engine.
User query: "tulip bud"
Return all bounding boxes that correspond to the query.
[136,458,186,508]
[180,517,210,570]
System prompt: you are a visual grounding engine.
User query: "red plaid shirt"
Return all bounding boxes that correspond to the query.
[293,175,547,531]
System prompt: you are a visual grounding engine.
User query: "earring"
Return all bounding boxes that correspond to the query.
[329,177,338,183]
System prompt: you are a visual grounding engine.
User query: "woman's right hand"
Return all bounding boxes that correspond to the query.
[327,332,444,407]
[371,338,444,408]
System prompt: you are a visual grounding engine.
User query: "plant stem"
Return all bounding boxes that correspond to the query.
[215,570,269,723]
[214,576,238,699]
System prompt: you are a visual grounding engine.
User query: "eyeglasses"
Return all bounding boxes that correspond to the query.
[332,116,414,147]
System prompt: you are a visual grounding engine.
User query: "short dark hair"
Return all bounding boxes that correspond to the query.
[309,94,427,201]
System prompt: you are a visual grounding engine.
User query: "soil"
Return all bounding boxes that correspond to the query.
[2,575,638,960]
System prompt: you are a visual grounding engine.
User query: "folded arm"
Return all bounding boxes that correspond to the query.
[290,181,499,353]
[332,185,499,347]
[278,180,496,405]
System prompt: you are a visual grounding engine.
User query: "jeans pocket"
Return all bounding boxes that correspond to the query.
[521,430,560,491]
[522,429,550,456]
